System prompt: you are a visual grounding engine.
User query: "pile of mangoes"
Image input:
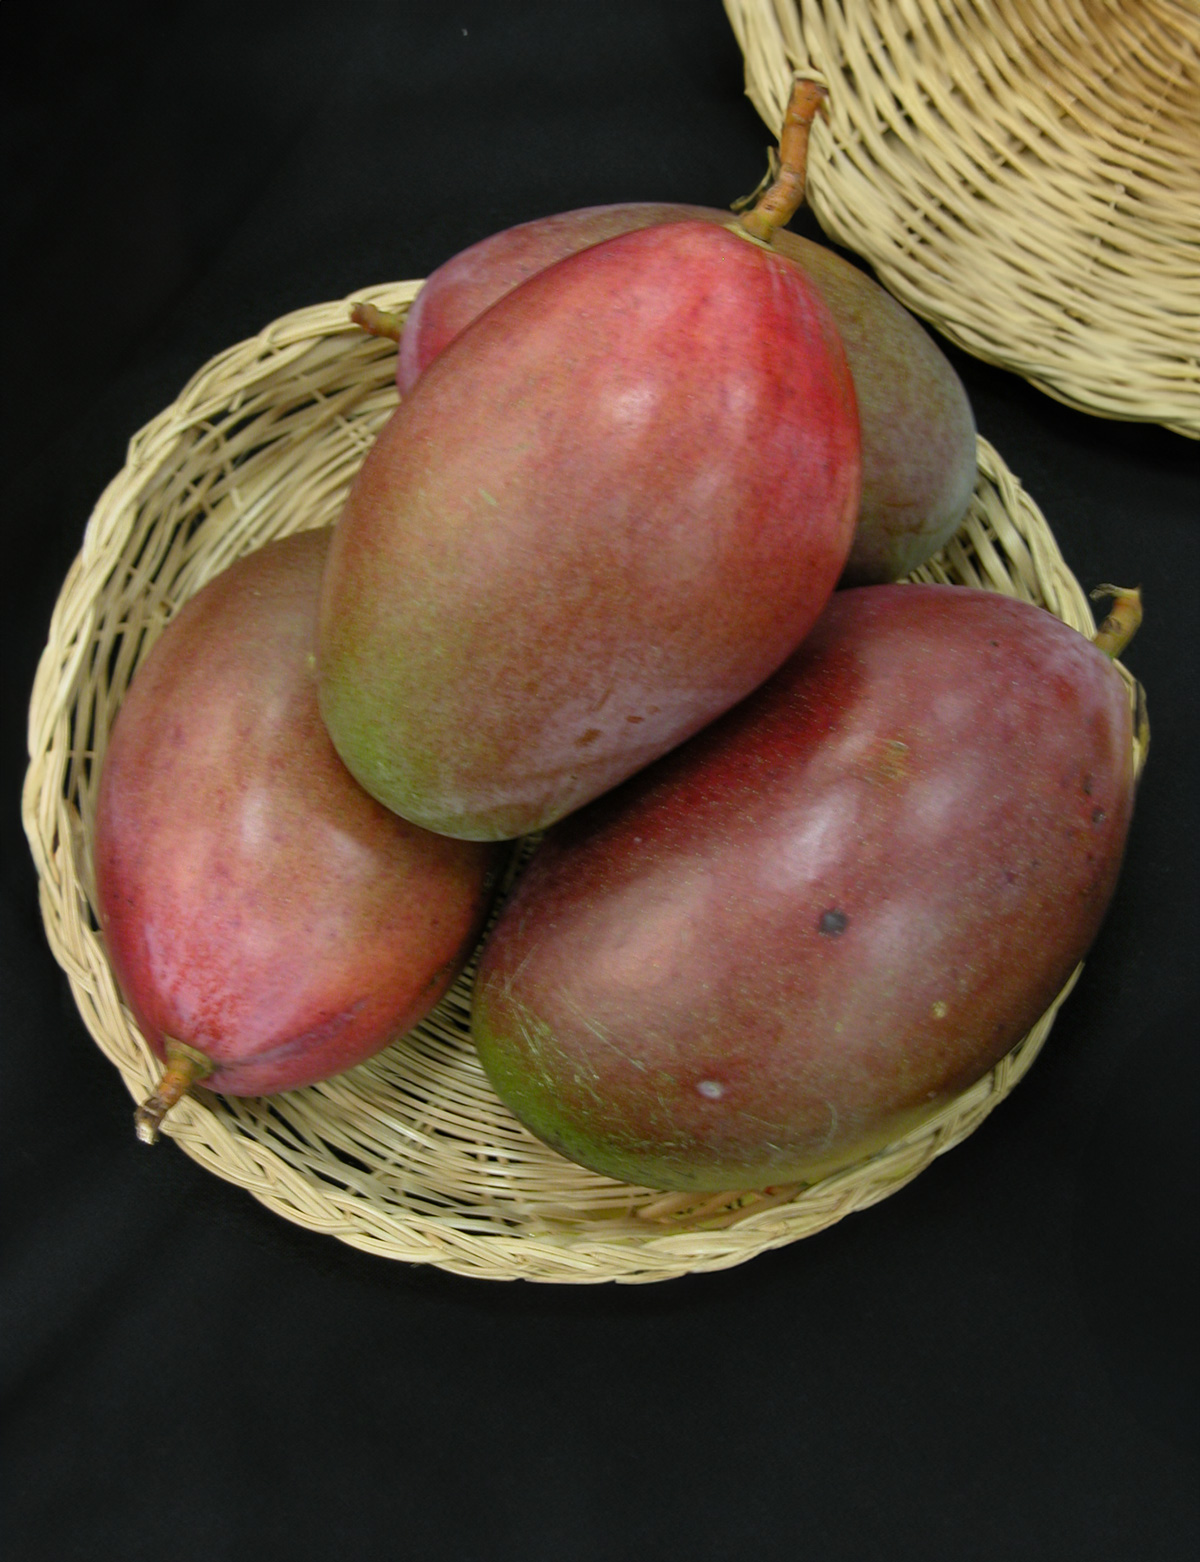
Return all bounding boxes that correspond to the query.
[95,82,1140,1192]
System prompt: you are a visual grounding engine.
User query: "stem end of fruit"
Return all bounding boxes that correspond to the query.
[134,1040,214,1145]
[739,75,828,242]
[1090,585,1143,659]
[350,302,403,342]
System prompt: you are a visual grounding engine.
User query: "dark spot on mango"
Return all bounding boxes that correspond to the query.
[1092,808,1106,825]
[818,909,849,936]
[576,728,602,747]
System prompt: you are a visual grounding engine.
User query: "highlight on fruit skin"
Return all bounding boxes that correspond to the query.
[94,529,506,1143]
[470,583,1143,1194]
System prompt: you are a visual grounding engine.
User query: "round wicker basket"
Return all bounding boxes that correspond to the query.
[22,283,1147,1284]
[724,0,1200,438]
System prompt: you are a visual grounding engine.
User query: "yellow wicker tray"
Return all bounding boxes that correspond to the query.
[724,0,1200,437]
[22,284,1147,1283]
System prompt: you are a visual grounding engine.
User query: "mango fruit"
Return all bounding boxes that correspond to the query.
[471,584,1138,1191]
[319,219,861,840]
[94,529,505,1140]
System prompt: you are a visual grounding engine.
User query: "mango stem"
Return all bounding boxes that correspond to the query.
[134,1038,214,1145]
[350,302,403,341]
[739,76,828,243]
[1090,585,1143,659]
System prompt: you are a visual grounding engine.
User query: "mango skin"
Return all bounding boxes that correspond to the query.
[471,585,1137,1192]
[319,220,860,840]
[94,530,504,1097]
[397,202,977,584]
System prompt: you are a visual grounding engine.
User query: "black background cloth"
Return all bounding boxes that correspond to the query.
[3,4,1197,1558]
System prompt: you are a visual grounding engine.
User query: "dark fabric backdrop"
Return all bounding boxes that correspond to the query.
[3,4,1197,1559]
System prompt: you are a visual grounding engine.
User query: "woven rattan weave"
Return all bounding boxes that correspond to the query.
[724,0,1200,437]
[23,284,1147,1283]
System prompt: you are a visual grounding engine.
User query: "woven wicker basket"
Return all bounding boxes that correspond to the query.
[22,283,1147,1283]
[724,0,1200,437]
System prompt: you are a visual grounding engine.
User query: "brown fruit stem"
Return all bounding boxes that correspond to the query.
[134,1038,214,1145]
[729,151,779,216]
[350,301,404,341]
[739,76,828,243]
[1090,585,1143,660]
